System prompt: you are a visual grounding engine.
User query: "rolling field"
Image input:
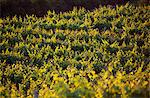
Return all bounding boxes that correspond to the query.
[0,3,150,98]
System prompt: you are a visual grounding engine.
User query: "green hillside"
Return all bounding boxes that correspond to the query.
[0,3,149,98]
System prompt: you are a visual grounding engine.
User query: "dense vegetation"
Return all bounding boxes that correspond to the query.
[0,3,150,98]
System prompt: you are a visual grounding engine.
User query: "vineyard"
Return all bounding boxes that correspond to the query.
[0,3,150,98]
